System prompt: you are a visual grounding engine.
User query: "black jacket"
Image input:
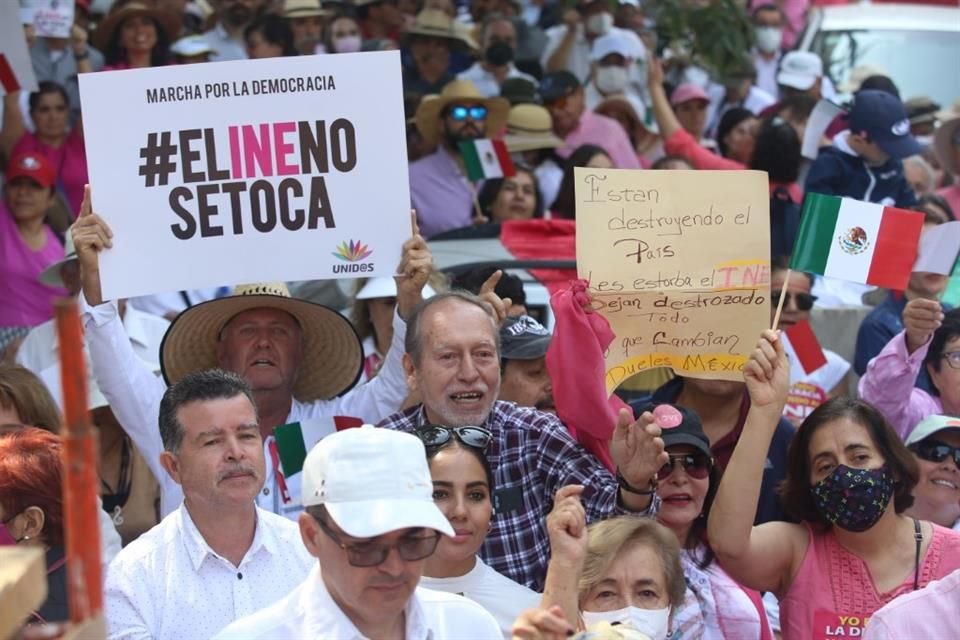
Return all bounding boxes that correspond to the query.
[805,144,917,208]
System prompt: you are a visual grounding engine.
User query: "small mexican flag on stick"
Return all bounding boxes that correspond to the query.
[459,139,516,181]
[273,416,363,478]
[790,193,924,291]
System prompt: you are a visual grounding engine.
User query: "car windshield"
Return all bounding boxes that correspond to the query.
[813,29,960,106]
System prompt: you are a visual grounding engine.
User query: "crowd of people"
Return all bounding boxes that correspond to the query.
[2,0,960,638]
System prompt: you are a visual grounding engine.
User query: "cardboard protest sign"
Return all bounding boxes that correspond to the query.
[0,3,38,95]
[22,0,74,39]
[575,168,769,390]
[79,51,410,300]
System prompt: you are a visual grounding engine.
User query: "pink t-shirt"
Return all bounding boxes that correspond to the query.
[780,522,960,640]
[556,111,642,170]
[13,128,88,218]
[0,202,69,327]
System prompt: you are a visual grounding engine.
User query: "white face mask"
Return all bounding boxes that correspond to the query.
[755,27,782,54]
[581,606,671,640]
[586,12,613,37]
[595,66,629,94]
[334,35,362,53]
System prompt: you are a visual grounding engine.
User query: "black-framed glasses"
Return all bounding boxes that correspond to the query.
[315,515,441,567]
[448,105,488,122]
[910,440,960,468]
[941,351,960,370]
[771,291,817,311]
[416,425,492,451]
[658,453,713,480]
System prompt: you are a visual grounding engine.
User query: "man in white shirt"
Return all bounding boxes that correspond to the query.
[750,3,785,98]
[457,15,536,98]
[70,193,432,519]
[215,425,501,640]
[105,369,313,640]
[204,0,268,61]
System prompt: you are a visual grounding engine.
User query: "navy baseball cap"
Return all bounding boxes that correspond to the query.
[539,71,580,104]
[848,90,923,160]
[500,315,551,360]
[640,403,712,458]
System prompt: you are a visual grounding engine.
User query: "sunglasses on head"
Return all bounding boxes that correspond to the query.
[910,440,960,468]
[416,425,492,451]
[448,105,488,121]
[315,514,441,567]
[771,291,817,311]
[658,452,713,480]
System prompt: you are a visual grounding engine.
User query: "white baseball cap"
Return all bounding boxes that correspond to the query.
[906,415,960,446]
[301,425,454,538]
[776,51,823,91]
[355,277,436,301]
[590,31,635,62]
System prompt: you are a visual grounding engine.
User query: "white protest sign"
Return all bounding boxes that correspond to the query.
[79,52,410,301]
[22,0,74,38]
[1,3,39,96]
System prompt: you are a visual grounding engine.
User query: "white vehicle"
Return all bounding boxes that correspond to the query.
[797,3,960,106]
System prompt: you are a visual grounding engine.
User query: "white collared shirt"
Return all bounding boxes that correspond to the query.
[203,23,248,62]
[105,503,313,640]
[419,557,541,639]
[456,62,537,98]
[214,566,502,640]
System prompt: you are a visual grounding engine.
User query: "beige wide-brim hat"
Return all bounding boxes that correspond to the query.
[415,79,509,147]
[503,104,563,153]
[402,9,477,50]
[934,115,960,176]
[92,1,182,51]
[160,283,363,402]
[283,0,330,18]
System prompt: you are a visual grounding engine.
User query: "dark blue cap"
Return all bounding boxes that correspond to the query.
[848,89,922,160]
[539,71,580,104]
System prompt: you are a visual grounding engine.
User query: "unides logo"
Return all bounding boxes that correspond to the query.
[332,240,374,274]
[333,240,373,262]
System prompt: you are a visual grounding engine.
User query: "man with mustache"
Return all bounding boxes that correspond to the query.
[498,314,555,414]
[408,79,510,237]
[104,369,313,640]
[204,0,268,61]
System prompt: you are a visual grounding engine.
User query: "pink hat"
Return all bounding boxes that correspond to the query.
[670,83,709,107]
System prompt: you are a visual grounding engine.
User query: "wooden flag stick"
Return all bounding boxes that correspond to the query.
[771,269,791,330]
[55,298,103,623]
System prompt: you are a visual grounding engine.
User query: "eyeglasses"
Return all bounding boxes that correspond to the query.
[314,514,441,567]
[416,425,492,451]
[771,291,817,311]
[448,105,488,121]
[941,351,960,370]
[910,440,960,468]
[658,453,713,480]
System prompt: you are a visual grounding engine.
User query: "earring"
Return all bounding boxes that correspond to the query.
[22,535,31,541]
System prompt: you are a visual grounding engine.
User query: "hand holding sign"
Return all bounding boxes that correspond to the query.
[71,185,113,306]
[396,211,434,319]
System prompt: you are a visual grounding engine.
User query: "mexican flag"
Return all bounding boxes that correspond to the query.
[782,319,827,377]
[790,193,924,290]
[273,415,363,478]
[459,139,516,181]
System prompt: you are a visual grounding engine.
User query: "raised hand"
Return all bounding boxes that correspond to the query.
[610,408,667,491]
[546,485,589,570]
[511,606,575,640]
[743,330,789,413]
[478,269,513,325]
[70,185,113,306]
[903,297,944,354]
[396,210,433,320]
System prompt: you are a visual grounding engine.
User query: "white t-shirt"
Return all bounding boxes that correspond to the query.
[419,557,541,639]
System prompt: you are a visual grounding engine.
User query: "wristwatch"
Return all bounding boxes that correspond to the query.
[617,471,657,495]
[74,49,90,60]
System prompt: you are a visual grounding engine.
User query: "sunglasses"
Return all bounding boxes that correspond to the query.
[315,515,441,567]
[941,351,960,370]
[658,453,713,480]
[771,291,817,312]
[910,440,960,468]
[416,425,492,451]
[448,105,488,121]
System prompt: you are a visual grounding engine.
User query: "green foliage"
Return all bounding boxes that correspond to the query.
[654,0,756,80]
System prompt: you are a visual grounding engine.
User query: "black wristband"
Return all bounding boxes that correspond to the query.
[617,471,657,495]
[74,49,90,60]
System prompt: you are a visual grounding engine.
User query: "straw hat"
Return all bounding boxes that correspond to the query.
[934,114,960,177]
[502,104,562,153]
[415,80,509,147]
[283,0,330,18]
[160,283,363,402]
[92,1,181,50]
[402,9,477,50]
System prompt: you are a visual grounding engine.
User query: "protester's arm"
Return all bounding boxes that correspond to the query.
[708,331,807,596]
[71,24,94,74]
[647,59,682,141]
[512,606,576,640]
[543,14,579,73]
[0,91,26,158]
[859,298,943,438]
[853,316,895,376]
[539,485,588,631]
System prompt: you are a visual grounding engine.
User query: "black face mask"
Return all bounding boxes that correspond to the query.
[485,41,514,66]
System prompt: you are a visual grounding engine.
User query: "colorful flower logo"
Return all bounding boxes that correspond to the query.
[333,240,373,262]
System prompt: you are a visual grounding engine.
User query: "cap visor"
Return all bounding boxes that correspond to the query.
[660,433,712,458]
[325,498,455,538]
[905,425,960,446]
[777,72,816,91]
[502,336,551,359]
[878,135,923,160]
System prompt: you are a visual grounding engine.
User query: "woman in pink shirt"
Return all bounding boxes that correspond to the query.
[1,84,88,218]
[708,332,960,640]
[0,153,68,329]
